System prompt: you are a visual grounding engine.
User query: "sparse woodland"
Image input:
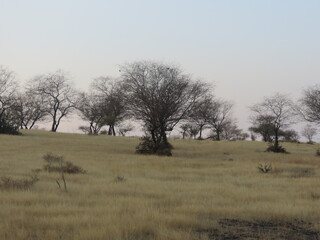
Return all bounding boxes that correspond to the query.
[1,62,319,155]
[1,62,320,239]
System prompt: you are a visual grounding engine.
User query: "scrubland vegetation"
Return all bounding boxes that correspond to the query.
[1,130,319,240]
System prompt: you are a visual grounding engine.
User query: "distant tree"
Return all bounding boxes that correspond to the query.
[90,77,127,136]
[0,66,20,134]
[248,115,275,142]
[118,123,134,136]
[77,92,106,135]
[301,124,317,144]
[187,124,199,139]
[189,96,213,139]
[250,93,295,152]
[250,131,257,141]
[298,85,320,124]
[121,61,208,155]
[13,91,48,129]
[29,70,77,132]
[221,120,248,140]
[281,129,299,143]
[179,123,191,139]
[208,99,233,141]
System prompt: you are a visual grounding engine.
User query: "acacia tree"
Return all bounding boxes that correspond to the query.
[90,77,127,136]
[250,93,295,152]
[29,70,77,132]
[121,61,208,155]
[248,115,276,142]
[208,99,233,141]
[0,66,20,134]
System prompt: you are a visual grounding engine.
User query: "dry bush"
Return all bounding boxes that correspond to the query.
[0,174,38,190]
[113,175,126,183]
[266,144,288,153]
[135,137,173,156]
[43,153,86,174]
[257,163,272,173]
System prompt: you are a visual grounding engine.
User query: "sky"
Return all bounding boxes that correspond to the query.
[1,0,320,136]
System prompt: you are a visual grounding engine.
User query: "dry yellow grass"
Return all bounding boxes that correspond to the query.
[0,130,320,240]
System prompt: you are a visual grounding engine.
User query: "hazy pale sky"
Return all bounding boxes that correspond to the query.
[1,0,320,133]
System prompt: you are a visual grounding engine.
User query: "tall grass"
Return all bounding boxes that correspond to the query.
[0,130,319,239]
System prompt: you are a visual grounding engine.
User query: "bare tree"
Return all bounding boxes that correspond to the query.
[90,77,127,136]
[29,70,77,132]
[0,66,18,118]
[0,66,20,134]
[299,85,320,124]
[118,123,134,136]
[301,124,317,144]
[187,124,199,139]
[121,61,208,155]
[189,96,213,139]
[14,91,48,129]
[179,123,191,139]
[77,92,106,135]
[208,99,233,141]
[221,119,248,140]
[250,93,295,152]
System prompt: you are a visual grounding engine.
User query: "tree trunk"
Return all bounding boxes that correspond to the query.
[216,130,220,141]
[274,128,279,150]
[199,125,203,139]
[108,125,112,135]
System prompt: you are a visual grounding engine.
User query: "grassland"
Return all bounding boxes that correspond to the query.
[0,130,319,240]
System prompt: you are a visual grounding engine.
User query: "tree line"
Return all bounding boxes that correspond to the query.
[0,62,319,155]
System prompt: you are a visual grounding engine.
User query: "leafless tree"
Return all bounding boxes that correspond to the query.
[221,119,248,140]
[187,124,199,139]
[14,91,48,129]
[298,85,320,124]
[90,77,127,136]
[77,92,106,135]
[208,99,233,141]
[179,123,191,139]
[250,93,295,152]
[301,124,317,144]
[118,123,134,136]
[29,70,77,132]
[189,96,214,139]
[0,66,20,134]
[0,66,18,118]
[120,61,208,155]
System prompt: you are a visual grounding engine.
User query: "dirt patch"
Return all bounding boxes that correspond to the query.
[196,219,319,240]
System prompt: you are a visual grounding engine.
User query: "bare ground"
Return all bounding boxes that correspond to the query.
[197,219,320,240]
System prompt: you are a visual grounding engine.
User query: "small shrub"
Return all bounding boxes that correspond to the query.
[135,137,156,154]
[114,175,126,183]
[0,174,39,190]
[316,149,320,157]
[43,153,86,174]
[156,142,173,156]
[257,163,272,173]
[266,144,288,153]
[136,137,173,156]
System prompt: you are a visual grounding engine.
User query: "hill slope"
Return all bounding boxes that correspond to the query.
[0,131,319,240]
